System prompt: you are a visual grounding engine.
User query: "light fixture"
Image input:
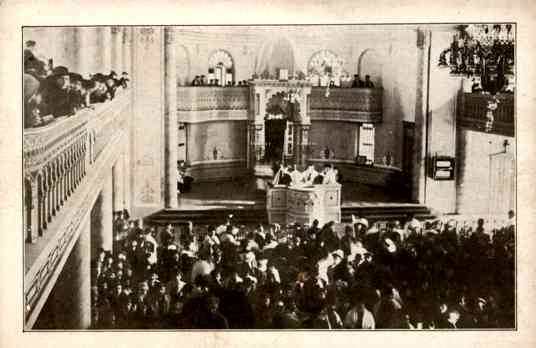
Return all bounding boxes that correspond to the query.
[438,24,515,94]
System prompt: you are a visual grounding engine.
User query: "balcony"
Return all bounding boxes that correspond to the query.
[309,87,383,123]
[23,90,132,325]
[458,92,515,136]
[177,86,249,123]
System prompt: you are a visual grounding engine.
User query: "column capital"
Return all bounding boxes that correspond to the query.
[164,26,176,45]
[111,26,122,35]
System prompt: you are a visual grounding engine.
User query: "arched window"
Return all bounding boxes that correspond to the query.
[357,49,383,87]
[307,50,346,86]
[208,50,234,86]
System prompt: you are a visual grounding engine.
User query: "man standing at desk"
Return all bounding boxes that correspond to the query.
[302,164,319,185]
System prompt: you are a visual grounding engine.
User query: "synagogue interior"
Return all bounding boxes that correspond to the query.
[23,25,515,330]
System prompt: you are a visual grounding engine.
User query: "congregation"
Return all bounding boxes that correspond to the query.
[187,73,374,89]
[23,40,130,129]
[91,210,515,329]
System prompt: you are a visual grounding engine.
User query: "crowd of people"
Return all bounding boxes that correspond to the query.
[273,163,342,187]
[91,210,515,329]
[23,40,130,128]
[186,73,376,89]
[190,75,249,87]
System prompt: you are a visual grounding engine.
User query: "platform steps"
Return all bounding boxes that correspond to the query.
[144,208,269,226]
[145,204,434,227]
[340,204,434,224]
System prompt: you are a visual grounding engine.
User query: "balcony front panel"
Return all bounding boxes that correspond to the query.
[309,87,383,123]
[458,92,514,136]
[23,90,132,328]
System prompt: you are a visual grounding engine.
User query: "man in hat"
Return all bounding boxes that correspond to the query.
[90,73,110,103]
[41,66,74,117]
[68,73,85,112]
[351,74,365,88]
[105,73,118,100]
[364,75,375,88]
[118,72,130,89]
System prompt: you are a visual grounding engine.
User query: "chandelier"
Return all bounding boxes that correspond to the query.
[438,24,515,94]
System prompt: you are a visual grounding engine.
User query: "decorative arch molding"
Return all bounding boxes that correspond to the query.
[208,49,235,69]
[253,36,298,78]
[307,49,345,76]
[357,48,384,86]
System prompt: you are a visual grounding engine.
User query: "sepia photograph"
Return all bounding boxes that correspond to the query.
[20,23,518,331]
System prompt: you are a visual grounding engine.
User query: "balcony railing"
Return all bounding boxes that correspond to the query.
[23,90,132,245]
[24,89,132,326]
[177,86,250,111]
[458,92,514,136]
[309,87,383,123]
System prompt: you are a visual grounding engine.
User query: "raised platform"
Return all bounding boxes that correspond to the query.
[144,180,433,226]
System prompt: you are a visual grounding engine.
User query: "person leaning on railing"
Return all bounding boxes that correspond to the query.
[40,66,75,118]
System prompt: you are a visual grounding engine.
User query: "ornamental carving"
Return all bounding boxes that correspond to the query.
[139,27,156,49]
[164,27,175,45]
[309,87,382,112]
[177,87,249,111]
[208,49,234,69]
[25,113,127,324]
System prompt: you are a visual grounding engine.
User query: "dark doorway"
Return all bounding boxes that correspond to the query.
[264,119,287,165]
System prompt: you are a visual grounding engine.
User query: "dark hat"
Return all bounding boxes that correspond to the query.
[51,66,69,77]
[82,78,96,89]
[92,73,106,82]
[69,73,83,82]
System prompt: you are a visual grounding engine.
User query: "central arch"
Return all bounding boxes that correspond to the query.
[254,37,296,78]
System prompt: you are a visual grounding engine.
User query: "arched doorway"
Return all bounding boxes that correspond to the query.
[263,91,300,166]
[264,117,287,164]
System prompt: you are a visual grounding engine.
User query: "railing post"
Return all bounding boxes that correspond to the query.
[39,175,46,234]
[46,175,52,223]
[25,177,39,243]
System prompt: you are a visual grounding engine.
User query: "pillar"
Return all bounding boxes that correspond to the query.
[76,27,96,79]
[121,27,132,75]
[71,219,92,329]
[111,26,123,73]
[91,173,114,257]
[411,28,431,204]
[112,160,124,212]
[164,27,178,208]
[101,173,114,252]
[99,27,112,74]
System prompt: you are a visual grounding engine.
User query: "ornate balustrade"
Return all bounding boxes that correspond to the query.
[24,89,132,327]
[458,92,514,136]
[177,86,250,123]
[23,90,132,245]
[177,86,250,111]
[309,87,383,123]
